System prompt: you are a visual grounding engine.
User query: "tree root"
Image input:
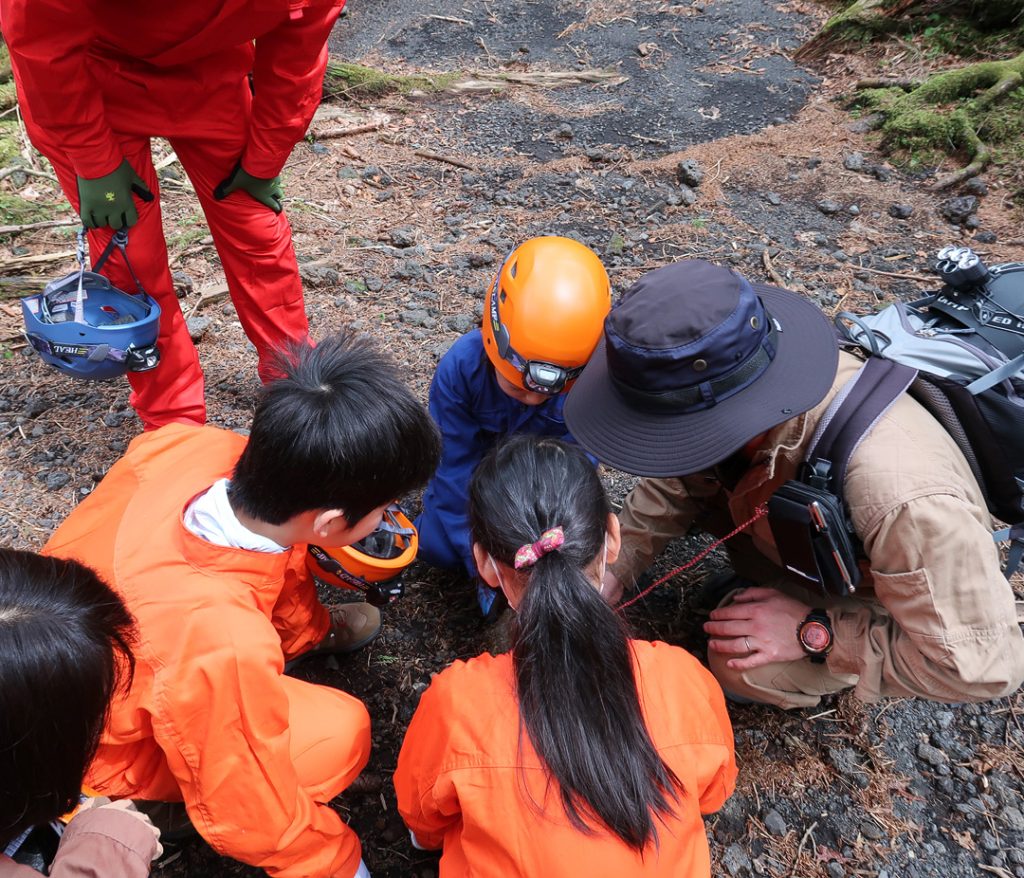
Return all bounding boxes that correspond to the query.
[795,0,919,61]
[854,50,1024,189]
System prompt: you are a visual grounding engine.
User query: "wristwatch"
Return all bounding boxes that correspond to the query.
[797,608,833,664]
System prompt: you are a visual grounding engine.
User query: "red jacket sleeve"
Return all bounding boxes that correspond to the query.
[242,0,344,178]
[0,0,123,178]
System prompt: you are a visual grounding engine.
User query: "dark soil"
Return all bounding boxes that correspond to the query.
[2,1,1024,876]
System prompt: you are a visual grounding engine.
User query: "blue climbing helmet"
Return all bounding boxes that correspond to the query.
[22,229,160,381]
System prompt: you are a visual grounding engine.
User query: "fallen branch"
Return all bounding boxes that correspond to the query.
[0,166,59,184]
[762,249,785,286]
[0,249,75,272]
[0,217,78,236]
[185,283,230,320]
[0,276,46,300]
[427,14,471,24]
[413,149,477,171]
[317,123,383,139]
[854,264,935,283]
[788,820,818,878]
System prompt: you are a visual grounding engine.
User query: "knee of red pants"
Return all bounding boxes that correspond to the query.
[282,678,372,802]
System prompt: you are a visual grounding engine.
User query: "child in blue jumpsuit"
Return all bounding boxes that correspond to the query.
[415,236,611,617]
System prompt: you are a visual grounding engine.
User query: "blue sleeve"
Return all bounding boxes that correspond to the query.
[416,356,486,578]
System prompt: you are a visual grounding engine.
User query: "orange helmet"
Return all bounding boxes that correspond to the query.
[306,505,417,606]
[482,236,611,395]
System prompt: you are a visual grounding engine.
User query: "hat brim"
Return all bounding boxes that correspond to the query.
[564,283,838,477]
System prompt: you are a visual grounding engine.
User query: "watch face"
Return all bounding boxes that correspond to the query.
[800,620,831,654]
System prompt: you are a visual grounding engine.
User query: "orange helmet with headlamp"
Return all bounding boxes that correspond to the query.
[481,236,611,395]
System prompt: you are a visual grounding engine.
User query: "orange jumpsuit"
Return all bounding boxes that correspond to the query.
[394,641,737,877]
[43,424,370,878]
[0,0,344,429]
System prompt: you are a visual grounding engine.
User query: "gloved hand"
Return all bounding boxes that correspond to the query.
[213,163,284,213]
[77,160,154,230]
[75,797,164,861]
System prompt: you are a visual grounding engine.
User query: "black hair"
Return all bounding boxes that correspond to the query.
[230,332,441,525]
[0,549,135,846]
[469,435,681,851]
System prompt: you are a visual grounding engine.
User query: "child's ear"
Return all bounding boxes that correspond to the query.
[605,513,622,566]
[312,508,347,539]
[473,543,500,588]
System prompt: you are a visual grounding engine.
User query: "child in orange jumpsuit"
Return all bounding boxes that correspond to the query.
[45,333,441,878]
[394,435,737,877]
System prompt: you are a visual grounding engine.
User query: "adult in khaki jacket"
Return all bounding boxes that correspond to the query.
[564,260,1024,709]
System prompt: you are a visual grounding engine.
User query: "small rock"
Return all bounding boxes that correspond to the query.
[806,157,823,170]
[981,830,1000,852]
[941,195,980,225]
[554,122,574,140]
[964,215,982,230]
[888,203,914,220]
[365,277,384,292]
[637,41,659,57]
[446,314,475,334]
[827,864,845,878]
[816,199,842,216]
[309,141,329,155]
[186,316,213,342]
[389,227,417,248]
[765,192,782,206]
[963,178,988,196]
[860,820,886,840]
[102,411,131,428]
[400,310,431,328]
[916,742,948,767]
[763,809,787,837]
[847,204,861,216]
[677,185,698,207]
[606,233,626,256]
[172,271,194,299]
[469,252,496,268]
[843,152,866,172]
[935,710,955,729]
[45,472,71,491]
[299,264,341,286]
[336,166,359,179]
[871,165,892,182]
[975,230,998,244]
[432,340,455,360]
[722,843,751,877]
[1002,807,1024,832]
[393,260,426,281]
[676,159,705,188]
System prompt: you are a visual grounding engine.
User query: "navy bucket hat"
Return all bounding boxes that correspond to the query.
[563,260,838,477]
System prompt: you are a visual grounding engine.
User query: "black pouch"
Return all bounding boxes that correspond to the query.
[768,480,860,597]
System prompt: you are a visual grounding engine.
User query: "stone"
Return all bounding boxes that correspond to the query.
[469,252,495,268]
[963,178,988,196]
[678,185,698,206]
[171,271,194,299]
[843,152,866,172]
[827,863,845,878]
[102,411,131,428]
[975,230,998,244]
[186,316,213,342]
[399,310,431,328]
[941,195,979,225]
[722,843,751,877]
[964,215,981,230]
[446,314,475,333]
[1002,807,1024,832]
[860,820,886,840]
[299,264,341,286]
[45,472,71,491]
[389,227,417,248]
[336,166,359,179]
[917,742,949,767]
[393,260,426,281]
[816,199,842,216]
[765,192,782,206]
[806,157,823,170]
[676,159,705,188]
[310,141,330,155]
[763,809,787,837]
[554,122,574,140]
[365,277,384,292]
[871,165,892,182]
[888,203,914,220]
[847,204,861,215]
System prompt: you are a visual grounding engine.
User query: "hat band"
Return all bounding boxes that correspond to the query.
[610,319,778,414]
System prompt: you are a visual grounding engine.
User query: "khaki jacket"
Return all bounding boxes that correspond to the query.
[612,352,1024,703]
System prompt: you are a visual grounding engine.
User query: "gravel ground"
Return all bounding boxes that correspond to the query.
[2,1,1023,876]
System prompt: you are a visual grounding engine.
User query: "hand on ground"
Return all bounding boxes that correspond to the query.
[703,586,810,671]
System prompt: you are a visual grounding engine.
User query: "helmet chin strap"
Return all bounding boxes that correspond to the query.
[489,534,608,609]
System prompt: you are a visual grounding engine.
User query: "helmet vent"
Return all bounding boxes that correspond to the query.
[509,261,517,278]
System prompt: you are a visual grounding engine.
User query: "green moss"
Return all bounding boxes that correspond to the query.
[323,61,457,98]
[0,192,53,225]
[0,120,22,167]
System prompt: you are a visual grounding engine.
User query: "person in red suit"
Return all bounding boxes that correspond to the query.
[1,0,344,429]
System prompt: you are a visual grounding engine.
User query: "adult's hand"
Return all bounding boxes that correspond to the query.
[214,163,284,213]
[77,160,154,229]
[704,586,811,672]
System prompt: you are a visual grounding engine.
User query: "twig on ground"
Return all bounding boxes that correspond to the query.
[0,166,59,184]
[788,820,818,877]
[427,14,471,24]
[762,249,785,286]
[185,283,230,320]
[0,217,78,236]
[854,264,935,283]
[413,149,477,171]
[0,249,75,272]
[316,123,383,139]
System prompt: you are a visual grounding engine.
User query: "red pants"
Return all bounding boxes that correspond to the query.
[27,73,309,429]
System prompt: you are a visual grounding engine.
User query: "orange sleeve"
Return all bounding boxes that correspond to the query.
[0,0,123,178]
[393,668,463,849]
[242,0,345,178]
[151,608,360,878]
[271,555,331,660]
[694,665,738,815]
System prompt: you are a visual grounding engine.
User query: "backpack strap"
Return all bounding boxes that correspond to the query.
[803,357,919,495]
[992,524,1024,579]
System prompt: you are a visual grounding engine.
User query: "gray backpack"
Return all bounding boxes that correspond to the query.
[833,248,1024,574]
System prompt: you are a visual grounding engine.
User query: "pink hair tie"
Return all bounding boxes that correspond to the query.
[514,527,565,569]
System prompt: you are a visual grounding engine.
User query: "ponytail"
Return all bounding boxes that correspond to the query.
[469,436,680,851]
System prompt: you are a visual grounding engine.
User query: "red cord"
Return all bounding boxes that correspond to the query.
[616,503,769,612]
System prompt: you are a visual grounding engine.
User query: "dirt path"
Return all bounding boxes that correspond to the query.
[2,1,1024,877]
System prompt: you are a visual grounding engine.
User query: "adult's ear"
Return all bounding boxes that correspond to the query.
[605,512,622,567]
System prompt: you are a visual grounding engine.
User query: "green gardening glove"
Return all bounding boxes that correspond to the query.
[213,163,283,213]
[76,160,154,230]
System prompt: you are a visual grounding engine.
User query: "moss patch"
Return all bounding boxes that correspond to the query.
[323,61,458,98]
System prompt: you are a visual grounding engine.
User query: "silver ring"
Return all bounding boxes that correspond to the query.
[744,636,752,652]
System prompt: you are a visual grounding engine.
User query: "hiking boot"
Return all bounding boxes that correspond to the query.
[132,800,197,843]
[312,603,383,656]
[476,580,508,625]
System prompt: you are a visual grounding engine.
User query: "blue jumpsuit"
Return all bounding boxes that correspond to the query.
[416,331,579,578]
